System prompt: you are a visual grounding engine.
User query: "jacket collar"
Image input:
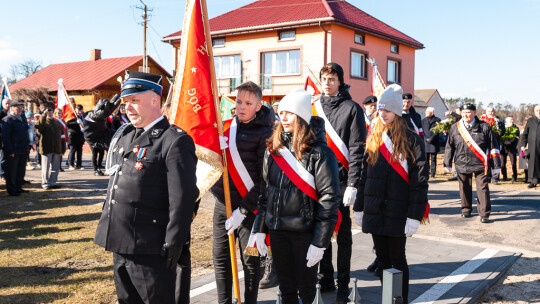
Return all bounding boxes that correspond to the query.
[119,118,170,156]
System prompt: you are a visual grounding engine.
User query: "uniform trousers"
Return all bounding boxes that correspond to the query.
[270,230,317,304]
[426,153,437,176]
[175,238,191,304]
[319,202,352,288]
[501,147,517,180]
[458,171,491,218]
[92,147,105,170]
[113,253,176,304]
[68,144,83,168]
[212,202,260,304]
[41,153,60,188]
[372,234,409,304]
[3,153,27,195]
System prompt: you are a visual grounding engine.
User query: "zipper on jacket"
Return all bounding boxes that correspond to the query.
[274,171,285,230]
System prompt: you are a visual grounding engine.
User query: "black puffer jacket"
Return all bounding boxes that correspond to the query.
[66,116,85,146]
[252,116,341,248]
[318,85,366,191]
[211,106,274,213]
[444,118,501,174]
[354,128,428,237]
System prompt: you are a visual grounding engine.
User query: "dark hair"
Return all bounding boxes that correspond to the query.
[236,81,262,101]
[319,62,344,88]
[76,104,83,110]
[268,115,315,160]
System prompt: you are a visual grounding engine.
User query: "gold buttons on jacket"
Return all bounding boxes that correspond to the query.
[111,200,116,205]
[152,219,157,224]
[114,185,118,190]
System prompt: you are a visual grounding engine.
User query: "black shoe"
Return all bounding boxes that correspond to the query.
[367,259,378,272]
[59,168,65,172]
[430,174,436,178]
[448,176,458,181]
[511,178,517,184]
[18,189,30,193]
[336,286,349,304]
[461,212,472,218]
[259,256,279,289]
[528,183,537,188]
[23,180,31,184]
[49,185,61,189]
[94,170,105,176]
[480,217,490,223]
[319,277,336,293]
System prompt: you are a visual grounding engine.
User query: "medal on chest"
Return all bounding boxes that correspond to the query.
[134,147,147,171]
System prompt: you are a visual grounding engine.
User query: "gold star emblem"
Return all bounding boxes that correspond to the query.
[214,123,218,128]
[191,67,197,73]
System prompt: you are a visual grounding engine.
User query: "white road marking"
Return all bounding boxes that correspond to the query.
[411,248,499,304]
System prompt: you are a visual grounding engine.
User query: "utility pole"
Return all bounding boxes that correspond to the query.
[136,0,152,73]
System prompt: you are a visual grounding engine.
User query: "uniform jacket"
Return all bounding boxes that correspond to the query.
[318,85,366,190]
[94,117,199,255]
[66,116,85,147]
[35,115,63,155]
[402,106,423,135]
[210,106,274,213]
[421,115,441,153]
[1,113,29,155]
[252,117,341,248]
[444,118,501,174]
[353,129,428,237]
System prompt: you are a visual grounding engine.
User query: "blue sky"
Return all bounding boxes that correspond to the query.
[1,0,539,107]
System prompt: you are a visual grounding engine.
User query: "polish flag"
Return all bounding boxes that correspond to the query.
[304,74,321,100]
[55,79,76,122]
[367,59,386,99]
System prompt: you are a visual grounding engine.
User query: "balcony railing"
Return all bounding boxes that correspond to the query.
[217,74,305,96]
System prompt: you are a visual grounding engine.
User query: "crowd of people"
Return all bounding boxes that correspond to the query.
[1,64,540,304]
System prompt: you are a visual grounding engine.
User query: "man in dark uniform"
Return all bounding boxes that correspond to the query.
[422,107,441,178]
[92,70,199,304]
[402,93,423,136]
[444,104,501,223]
[362,95,377,133]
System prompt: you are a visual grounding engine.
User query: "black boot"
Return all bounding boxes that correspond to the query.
[259,255,279,289]
[318,274,336,293]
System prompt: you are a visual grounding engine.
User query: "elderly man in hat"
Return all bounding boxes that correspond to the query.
[1,100,30,196]
[402,93,423,136]
[444,104,501,223]
[91,70,199,304]
[362,95,377,133]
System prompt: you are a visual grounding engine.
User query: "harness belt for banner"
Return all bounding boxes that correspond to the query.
[312,100,350,171]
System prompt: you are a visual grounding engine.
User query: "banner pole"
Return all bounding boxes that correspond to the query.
[201,0,242,303]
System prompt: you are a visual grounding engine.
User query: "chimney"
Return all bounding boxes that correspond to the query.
[90,49,101,61]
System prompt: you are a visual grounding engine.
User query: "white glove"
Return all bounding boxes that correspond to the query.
[444,167,452,173]
[492,168,501,175]
[306,245,326,267]
[225,208,246,235]
[343,187,357,207]
[219,136,228,150]
[404,218,420,237]
[354,211,363,227]
[247,232,268,257]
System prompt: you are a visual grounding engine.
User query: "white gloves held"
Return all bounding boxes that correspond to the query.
[306,244,325,267]
[354,211,363,227]
[404,218,420,237]
[343,187,357,207]
[444,167,452,173]
[225,208,246,235]
[247,233,268,257]
[219,136,228,150]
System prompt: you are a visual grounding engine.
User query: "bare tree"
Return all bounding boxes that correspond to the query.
[8,59,43,84]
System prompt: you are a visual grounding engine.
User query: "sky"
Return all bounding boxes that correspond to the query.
[1,0,539,107]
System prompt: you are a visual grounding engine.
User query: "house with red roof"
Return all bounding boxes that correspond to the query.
[162,0,423,104]
[10,49,172,111]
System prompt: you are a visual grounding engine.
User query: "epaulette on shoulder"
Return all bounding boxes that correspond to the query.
[168,124,186,136]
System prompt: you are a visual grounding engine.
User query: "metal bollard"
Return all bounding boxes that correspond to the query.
[348,278,361,304]
[276,290,282,304]
[312,283,325,304]
[382,268,403,304]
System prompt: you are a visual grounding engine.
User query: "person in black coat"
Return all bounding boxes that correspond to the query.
[483,107,505,184]
[421,107,441,178]
[209,82,274,304]
[354,85,428,304]
[501,117,520,182]
[93,70,199,304]
[402,93,423,136]
[1,100,30,196]
[521,106,540,188]
[444,104,501,222]
[251,89,340,304]
[315,63,366,302]
[66,104,85,169]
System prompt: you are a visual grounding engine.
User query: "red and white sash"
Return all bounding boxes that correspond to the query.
[223,119,254,197]
[121,115,129,124]
[409,117,424,136]
[271,147,318,201]
[55,117,67,140]
[312,100,350,171]
[364,112,371,133]
[379,131,409,183]
[456,120,488,168]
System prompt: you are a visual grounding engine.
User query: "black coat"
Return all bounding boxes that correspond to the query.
[402,106,423,135]
[66,116,85,147]
[354,129,428,237]
[82,111,115,150]
[444,118,501,174]
[521,116,540,182]
[318,85,366,190]
[210,106,274,213]
[1,114,30,155]
[113,114,130,130]
[501,123,520,155]
[94,117,199,255]
[421,115,441,153]
[252,117,341,248]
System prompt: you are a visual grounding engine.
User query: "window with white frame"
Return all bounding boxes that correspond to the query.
[212,38,225,47]
[354,33,365,45]
[351,52,366,78]
[214,55,241,79]
[387,59,400,83]
[262,50,300,76]
[279,30,296,41]
[390,43,399,53]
